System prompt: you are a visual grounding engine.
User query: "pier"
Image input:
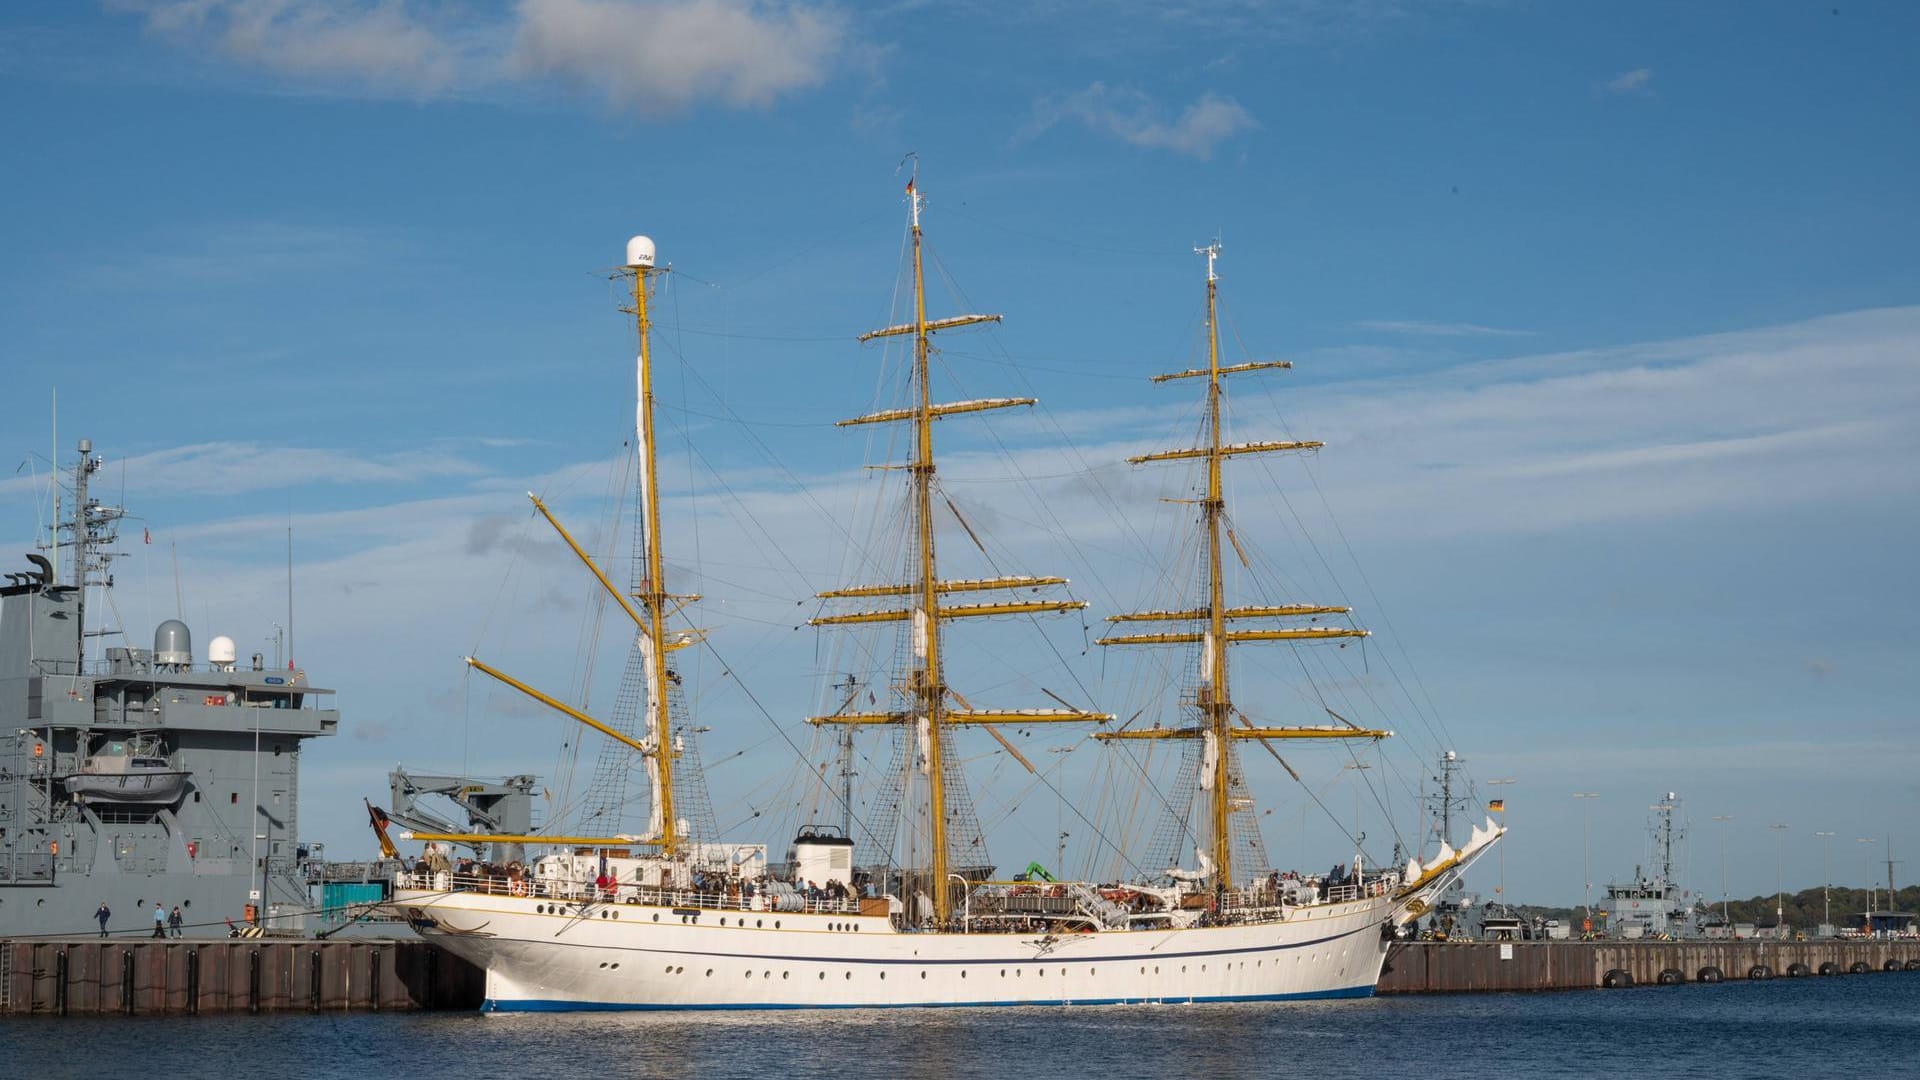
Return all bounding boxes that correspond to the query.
[0,938,482,1015]
[1378,939,1920,993]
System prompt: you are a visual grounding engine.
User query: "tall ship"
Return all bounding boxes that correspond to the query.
[386,181,1500,1009]
[1,440,337,936]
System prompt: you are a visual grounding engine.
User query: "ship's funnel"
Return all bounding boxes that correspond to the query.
[154,619,192,667]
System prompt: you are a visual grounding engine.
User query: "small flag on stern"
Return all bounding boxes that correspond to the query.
[366,799,399,860]
[1488,798,1505,812]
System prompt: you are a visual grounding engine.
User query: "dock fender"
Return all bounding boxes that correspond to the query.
[1747,965,1772,980]
[1904,959,1920,971]
[1695,966,1723,983]
[1656,968,1684,986]
[1885,959,1903,972]
[1786,963,1811,978]
[1849,961,1872,974]
[1602,968,1633,989]
[1818,961,1841,976]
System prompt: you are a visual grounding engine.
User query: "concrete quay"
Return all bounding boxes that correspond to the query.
[0,937,483,1016]
[1378,939,1920,993]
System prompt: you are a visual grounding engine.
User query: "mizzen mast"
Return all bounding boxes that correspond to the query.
[1096,241,1381,894]
[809,174,1110,924]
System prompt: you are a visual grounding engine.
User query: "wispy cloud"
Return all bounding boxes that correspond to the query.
[1354,319,1538,338]
[0,441,486,499]
[512,0,845,114]
[1599,66,1654,97]
[108,0,848,114]
[111,0,467,95]
[1024,83,1257,159]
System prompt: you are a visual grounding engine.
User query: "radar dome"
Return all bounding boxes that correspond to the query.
[208,635,237,669]
[625,235,656,269]
[154,619,192,666]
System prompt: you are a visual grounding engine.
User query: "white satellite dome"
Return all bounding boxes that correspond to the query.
[625,235,656,269]
[208,635,237,669]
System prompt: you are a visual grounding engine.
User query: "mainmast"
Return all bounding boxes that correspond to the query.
[809,174,1110,924]
[1097,242,1381,894]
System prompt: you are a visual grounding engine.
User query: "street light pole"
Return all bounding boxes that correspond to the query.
[1711,815,1733,924]
[1770,823,1790,933]
[1573,793,1600,917]
[1815,831,1835,931]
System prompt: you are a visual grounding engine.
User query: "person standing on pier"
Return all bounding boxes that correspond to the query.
[95,901,111,937]
[151,902,166,939]
[168,905,184,938]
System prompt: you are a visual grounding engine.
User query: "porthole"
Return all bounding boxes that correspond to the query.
[598,962,608,969]
[879,972,886,980]
[782,972,790,980]
[844,972,852,980]
[756,919,763,928]
[961,971,968,979]
[719,917,727,926]
[610,963,620,970]
[653,914,660,922]
[1000,970,1007,978]
[920,971,927,979]
[763,971,771,979]
[818,972,826,980]
[775,921,782,929]
[745,971,753,979]
[706,969,714,977]
[664,965,673,973]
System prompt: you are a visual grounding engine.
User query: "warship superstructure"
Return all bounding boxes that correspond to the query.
[0,439,336,936]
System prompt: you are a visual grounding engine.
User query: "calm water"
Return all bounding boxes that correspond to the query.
[6,975,1916,1079]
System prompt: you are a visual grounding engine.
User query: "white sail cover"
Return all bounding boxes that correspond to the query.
[1199,728,1220,790]
[639,630,664,842]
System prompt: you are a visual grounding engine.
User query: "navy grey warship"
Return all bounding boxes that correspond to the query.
[1597,792,1724,939]
[0,439,336,937]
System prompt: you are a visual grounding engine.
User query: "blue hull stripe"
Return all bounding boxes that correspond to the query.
[484,985,1375,1012]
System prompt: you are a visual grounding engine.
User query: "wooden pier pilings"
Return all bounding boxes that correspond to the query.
[1378,939,1920,993]
[0,938,484,1016]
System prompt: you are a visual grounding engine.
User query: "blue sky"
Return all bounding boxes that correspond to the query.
[2,1,1917,907]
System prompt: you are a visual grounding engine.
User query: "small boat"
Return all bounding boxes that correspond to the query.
[65,735,190,805]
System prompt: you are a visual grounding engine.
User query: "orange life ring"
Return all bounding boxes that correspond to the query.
[509,878,527,897]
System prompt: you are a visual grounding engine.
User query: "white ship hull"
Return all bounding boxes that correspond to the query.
[393,888,1397,1011]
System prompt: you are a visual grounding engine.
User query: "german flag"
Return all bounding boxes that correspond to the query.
[366,799,399,860]
[1488,798,1506,812]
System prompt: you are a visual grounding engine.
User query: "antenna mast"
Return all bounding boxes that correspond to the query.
[624,235,678,856]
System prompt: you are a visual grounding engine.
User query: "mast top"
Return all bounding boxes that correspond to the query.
[625,235,657,270]
[1196,238,1220,283]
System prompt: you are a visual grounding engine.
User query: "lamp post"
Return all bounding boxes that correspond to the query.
[1859,837,1878,932]
[1770,823,1789,933]
[1814,831,1835,931]
[1711,815,1733,924]
[1572,793,1600,917]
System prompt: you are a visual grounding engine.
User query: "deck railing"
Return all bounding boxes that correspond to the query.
[395,870,864,915]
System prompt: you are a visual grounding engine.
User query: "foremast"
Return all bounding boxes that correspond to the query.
[808,175,1110,924]
[1096,242,1383,894]
[445,236,698,855]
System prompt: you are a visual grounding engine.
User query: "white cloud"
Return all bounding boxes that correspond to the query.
[1026,83,1258,159]
[1601,66,1654,96]
[115,0,464,93]
[1354,319,1537,338]
[109,0,847,113]
[513,0,844,114]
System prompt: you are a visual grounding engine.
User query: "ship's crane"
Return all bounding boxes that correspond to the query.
[387,768,537,862]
